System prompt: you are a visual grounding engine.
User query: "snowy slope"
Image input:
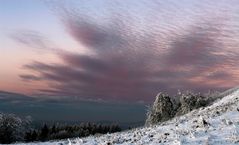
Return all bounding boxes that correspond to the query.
[16,88,239,145]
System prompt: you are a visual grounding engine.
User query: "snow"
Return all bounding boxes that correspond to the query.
[15,88,239,145]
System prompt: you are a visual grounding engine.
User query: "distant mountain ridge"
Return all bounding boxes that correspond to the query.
[0,90,34,101]
[0,90,146,128]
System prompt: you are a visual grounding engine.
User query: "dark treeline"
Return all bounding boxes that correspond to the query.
[25,123,121,142]
[0,113,121,144]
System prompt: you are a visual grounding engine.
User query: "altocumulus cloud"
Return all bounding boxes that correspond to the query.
[17,0,239,102]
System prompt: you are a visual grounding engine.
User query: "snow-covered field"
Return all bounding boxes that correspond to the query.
[16,88,239,145]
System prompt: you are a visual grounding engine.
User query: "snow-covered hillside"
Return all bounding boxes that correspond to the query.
[16,88,239,145]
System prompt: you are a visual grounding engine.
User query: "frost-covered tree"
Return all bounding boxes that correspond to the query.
[175,91,208,116]
[145,93,175,125]
[39,124,49,141]
[0,113,31,144]
[146,91,216,126]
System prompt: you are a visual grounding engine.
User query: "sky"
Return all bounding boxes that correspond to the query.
[1,0,239,104]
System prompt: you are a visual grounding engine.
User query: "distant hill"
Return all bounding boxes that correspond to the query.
[0,91,146,129]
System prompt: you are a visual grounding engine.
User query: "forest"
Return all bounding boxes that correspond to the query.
[0,113,121,144]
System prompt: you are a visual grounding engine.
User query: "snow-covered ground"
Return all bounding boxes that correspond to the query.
[16,88,239,145]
